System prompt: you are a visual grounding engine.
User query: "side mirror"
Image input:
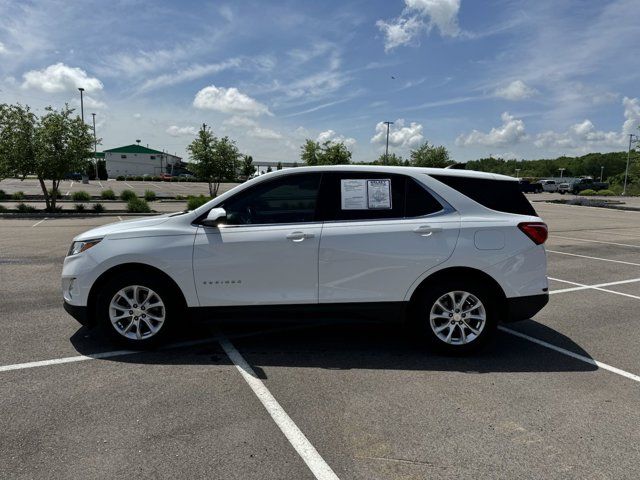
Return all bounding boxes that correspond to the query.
[202,207,227,227]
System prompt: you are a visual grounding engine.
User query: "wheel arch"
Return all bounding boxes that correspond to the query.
[88,263,188,317]
[408,267,507,314]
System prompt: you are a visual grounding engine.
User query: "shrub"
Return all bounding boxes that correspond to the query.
[175,194,185,200]
[579,189,596,196]
[134,176,144,181]
[92,203,105,213]
[144,189,156,201]
[12,191,25,200]
[0,189,6,200]
[17,202,36,212]
[48,188,62,199]
[0,205,7,212]
[101,189,116,200]
[120,189,137,201]
[152,176,162,182]
[187,195,210,210]
[45,205,63,213]
[116,175,125,181]
[72,191,91,202]
[74,203,86,212]
[127,197,151,213]
[596,189,615,196]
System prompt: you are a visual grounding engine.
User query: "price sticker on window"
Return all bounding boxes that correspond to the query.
[367,179,391,209]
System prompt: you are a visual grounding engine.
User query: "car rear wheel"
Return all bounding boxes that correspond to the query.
[412,281,497,354]
[97,273,178,347]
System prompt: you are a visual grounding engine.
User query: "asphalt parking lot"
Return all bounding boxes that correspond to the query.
[1,202,639,479]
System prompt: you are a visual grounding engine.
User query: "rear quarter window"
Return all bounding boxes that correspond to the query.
[429,174,537,216]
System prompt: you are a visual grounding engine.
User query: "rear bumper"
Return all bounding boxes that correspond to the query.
[63,301,94,327]
[505,293,549,322]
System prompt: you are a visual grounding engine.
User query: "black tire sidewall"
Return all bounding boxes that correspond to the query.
[96,272,178,347]
[413,280,498,354]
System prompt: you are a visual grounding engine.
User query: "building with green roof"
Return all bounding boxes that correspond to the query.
[103,144,182,177]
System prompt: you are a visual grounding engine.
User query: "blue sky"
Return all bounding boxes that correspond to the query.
[0,0,638,163]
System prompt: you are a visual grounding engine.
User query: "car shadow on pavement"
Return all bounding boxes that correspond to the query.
[70,316,597,375]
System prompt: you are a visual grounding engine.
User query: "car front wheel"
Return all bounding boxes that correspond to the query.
[413,281,497,354]
[97,273,177,347]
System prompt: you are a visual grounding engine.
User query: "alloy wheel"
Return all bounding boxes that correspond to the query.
[429,290,486,345]
[109,285,166,340]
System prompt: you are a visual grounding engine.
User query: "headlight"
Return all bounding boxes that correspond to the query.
[67,238,102,256]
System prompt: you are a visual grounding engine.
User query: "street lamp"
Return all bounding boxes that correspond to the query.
[600,166,604,182]
[515,168,521,178]
[383,121,393,164]
[91,113,98,179]
[623,134,638,196]
[558,168,566,178]
[78,87,85,123]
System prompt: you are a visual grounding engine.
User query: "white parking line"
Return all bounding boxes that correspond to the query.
[31,218,47,227]
[547,250,640,267]
[124,182,134,189]
[550,277,640,294]
[499,326,640,383]
[549,277,640,300]
[550,235,640,249]
[219,336,339,480]
[98,181,104,188]
[117,216,122,221]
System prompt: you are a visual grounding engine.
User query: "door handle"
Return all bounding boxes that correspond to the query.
[286,231,314,242]
[413,225,443,236]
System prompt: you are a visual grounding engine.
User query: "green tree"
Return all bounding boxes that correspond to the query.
[0,103,37,182]
[241,154,256,179]
[410,141,452,168]
[266,165,272,173]
[375,153,404,165]
[188,124,240,197]
[300,139,351,165]
[300,139,320,165]
[276,161,282,170]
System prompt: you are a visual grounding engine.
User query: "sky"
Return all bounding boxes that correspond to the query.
[0,0,639,164]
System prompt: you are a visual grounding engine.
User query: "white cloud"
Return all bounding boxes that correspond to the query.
[370,119,423,148]
[83,95,107,109]
[223,116,257,128]
[622,96,640,135]
[317,129,356,148]
[137,59,242,93]
[133,113,142,119]
[223,116,282,140]
[377,0,461,51]
[193,85,271,116]
[456,112,527,147]
[249,126,282,140]
[534,97,640,151]
[0,42,7,55]
[166,125,197,137]
[21,63,103,93]
[494,80,537,101]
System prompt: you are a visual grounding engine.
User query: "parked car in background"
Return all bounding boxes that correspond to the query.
[518,180,543,193]
[558,177,608,194]
[160,173,173,181]
[540,180,558,192]
[62,166,549,354]
[178,173,195,180]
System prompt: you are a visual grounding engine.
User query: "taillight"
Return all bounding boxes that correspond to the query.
[518,222,548,245]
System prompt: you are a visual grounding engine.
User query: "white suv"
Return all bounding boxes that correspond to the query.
[62,166,549,353]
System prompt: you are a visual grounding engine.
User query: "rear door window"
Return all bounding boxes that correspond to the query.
[429,174,536,216]
[318,172,442,221]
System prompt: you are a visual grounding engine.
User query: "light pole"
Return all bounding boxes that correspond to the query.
[600,165,604,182]
[623,134,637,196]
[515,168,520,178]
[559,168,566,178]
[78,87,85,123]
[91,113,98,179]
[383,121,393,164]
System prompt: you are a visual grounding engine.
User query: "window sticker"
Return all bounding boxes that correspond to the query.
[367,179,392,209]
[340,179,367,210]
[340,178,392,210]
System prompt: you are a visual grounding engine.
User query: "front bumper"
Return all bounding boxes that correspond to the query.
[505,293,549,322]
[63,301,94,328]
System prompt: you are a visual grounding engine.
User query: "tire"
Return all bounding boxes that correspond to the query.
[411,280,498,354]
[96,272,180,347]
[559,191,565,195]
